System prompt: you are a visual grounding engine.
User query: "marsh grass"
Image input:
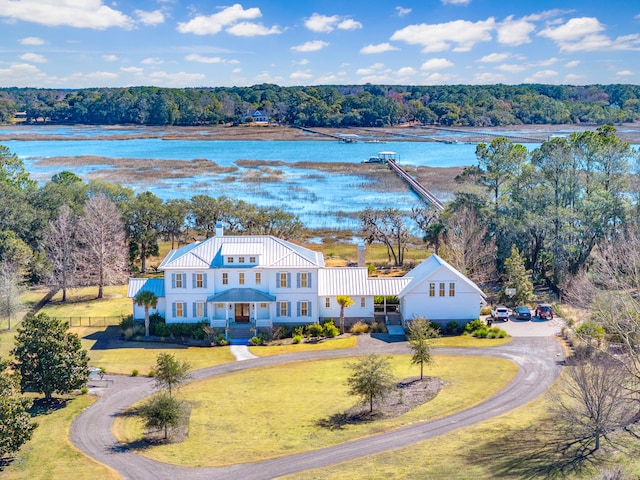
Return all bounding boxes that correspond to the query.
[113,354,516,467]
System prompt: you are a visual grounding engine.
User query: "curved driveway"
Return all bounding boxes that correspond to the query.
[70,335,564,480]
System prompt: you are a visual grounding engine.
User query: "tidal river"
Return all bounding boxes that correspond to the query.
[3,127,537,229]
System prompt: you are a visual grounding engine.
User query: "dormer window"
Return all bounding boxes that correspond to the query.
[239,256,245,263]
[227,257,234,264]
[249,256,256,263]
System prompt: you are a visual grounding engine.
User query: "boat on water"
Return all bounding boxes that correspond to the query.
[361,151,398,164]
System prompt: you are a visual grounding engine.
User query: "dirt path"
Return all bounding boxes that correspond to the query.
[70,335,564,480]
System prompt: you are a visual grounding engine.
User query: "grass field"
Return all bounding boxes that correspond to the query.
[3,394,120,480]
[113,354,517,467]
[40,284,131,319]
[71,325,235,375]
[284,375,640,480]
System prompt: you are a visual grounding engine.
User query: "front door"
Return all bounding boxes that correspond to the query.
[234,303,250,323]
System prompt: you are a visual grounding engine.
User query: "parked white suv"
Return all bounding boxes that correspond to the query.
[491,305,510,322]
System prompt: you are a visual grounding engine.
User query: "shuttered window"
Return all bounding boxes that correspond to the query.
[193,302,207,318]
[193,273,206,288]
[172,273,185,289]
[173,302,186,318]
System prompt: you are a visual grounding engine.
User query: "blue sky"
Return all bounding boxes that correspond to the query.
[0,0,639,88]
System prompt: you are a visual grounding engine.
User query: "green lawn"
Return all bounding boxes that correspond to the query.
[2,394,120,480]
[113,354,517,467]
[40,284,131,319]
[71,325,235,375]
[285,376,640,480]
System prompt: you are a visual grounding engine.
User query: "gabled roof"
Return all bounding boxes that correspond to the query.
[318,268,410,296]
[400,254,486,298]
[159,235,325,270]
[127,278,165,299]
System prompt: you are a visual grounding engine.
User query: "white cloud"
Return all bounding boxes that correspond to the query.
[497,63,526,72]
[396,7,411,17]
[102,54,118,62]
[304,13,361,33]
[396,66,417,77]
[478,53,510,63]
[20,52,47,63]
[120,66,143,74]
[291,41,329,53]
[533,57,559,67]
[141,57,164,65]
[226,22,282,36]
[186,53,226,64]
[0,0,133,29]
[497,16,535,46]
[391,18,495,52]
[421,58,454,70]
[148,71,206,87]
[360,43,399,54]
[295,59,310,65]
[423,72,455,85]
[338,19,362,30]
[305,13,339,33]
[442,0,471,5]
[565,60,580,67]
[290,70,313,80]
[356,63,385,75]
[564,73,585,83]
[0,63,47,87]
[20,36,45,46]
[472,72,507,84]
[617,70,634,76]
[538,17,640,52]
[539,17,603,42]
[83,71,119,81]
[524,70,559,82]
[135,9,165,26]
[177,4,262,35]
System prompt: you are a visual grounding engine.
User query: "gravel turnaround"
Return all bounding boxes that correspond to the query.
[70,335,564,480]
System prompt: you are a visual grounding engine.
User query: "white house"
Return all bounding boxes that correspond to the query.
[127,228,486,339]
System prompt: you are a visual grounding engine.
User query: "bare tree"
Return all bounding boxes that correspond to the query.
[360,207,409,266]
[440,207,497,284]
[550,358,635,452]
[0,261,24,330]
[44,204,80,302]
[77,195,128,298]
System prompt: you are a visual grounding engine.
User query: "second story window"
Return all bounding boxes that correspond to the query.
[299,272,309,288]
[361,297,365,308]
[239,273,245,285]
[429,283,435,297]
[279,272,289,288]
[255,272,261,285]
[222,272,228,285]
[325,297,330,308]
[439,282,445,297]
[449,282,456,297]
[173,273,185,289]
[194,273,204,288]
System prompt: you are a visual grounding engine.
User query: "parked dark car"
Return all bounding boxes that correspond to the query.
[535,303,554,320]
[513,306,532,321]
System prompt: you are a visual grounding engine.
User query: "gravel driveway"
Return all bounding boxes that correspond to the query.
[70,334,564,480]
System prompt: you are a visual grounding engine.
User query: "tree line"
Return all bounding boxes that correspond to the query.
[1,83,640,127]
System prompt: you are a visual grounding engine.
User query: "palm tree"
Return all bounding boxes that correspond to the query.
[134,290,158,337]
[336,295,354,334]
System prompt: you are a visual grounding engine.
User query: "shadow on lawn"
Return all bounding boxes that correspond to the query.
[468,418,624,479]
[83,326,189,350]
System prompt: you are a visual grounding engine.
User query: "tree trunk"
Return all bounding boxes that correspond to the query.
[145,309,150,337]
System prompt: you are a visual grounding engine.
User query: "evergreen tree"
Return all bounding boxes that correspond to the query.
[503,245,534,306]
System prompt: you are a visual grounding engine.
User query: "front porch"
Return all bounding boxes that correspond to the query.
[207,288,275,342]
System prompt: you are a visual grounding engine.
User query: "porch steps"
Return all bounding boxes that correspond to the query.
[228,325,253,345]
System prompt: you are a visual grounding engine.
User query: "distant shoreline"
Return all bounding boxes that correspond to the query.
[2,122,640,143]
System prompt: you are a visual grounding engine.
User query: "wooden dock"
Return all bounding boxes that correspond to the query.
[387,160,445,211]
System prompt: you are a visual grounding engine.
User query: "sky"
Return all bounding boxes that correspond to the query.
[0,0,639,89]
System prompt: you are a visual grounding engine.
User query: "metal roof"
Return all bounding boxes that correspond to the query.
[207,288,276,303]
[401,254,487,298]
[220,243,264,256]
[159,235,325,270]
[127,278,165,298]
[317,268,410,296]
